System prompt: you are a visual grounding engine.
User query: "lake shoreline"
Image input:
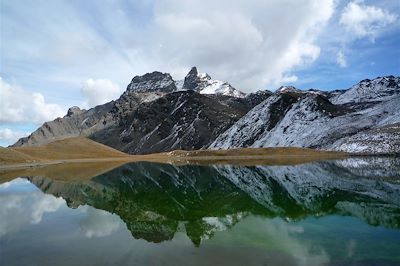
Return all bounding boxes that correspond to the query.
[5,137,399,170]
[0,152,349,170]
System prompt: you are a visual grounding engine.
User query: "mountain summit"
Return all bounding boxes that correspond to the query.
[127,71,176,93]
[181,67,246,98]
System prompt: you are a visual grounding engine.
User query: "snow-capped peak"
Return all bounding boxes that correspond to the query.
[182,66,246,98]
[199,76,246,98]
[277,86,302,94]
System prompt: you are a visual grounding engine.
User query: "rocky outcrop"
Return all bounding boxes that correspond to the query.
[13,101,116,147]
[182,67,202,92]
[126,71,177,93]
[66,106,83,117]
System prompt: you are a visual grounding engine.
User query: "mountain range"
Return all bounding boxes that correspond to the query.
[12,68,400,155]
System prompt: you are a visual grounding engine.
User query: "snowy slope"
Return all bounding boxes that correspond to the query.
[330,76,399,104]
[199,77,245,98]
[210,76,400,154]
[174,79,184,90]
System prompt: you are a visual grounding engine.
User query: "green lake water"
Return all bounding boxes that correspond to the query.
[1,157,400,265]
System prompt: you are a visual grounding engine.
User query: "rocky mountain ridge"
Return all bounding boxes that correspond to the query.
[12,70,400,155]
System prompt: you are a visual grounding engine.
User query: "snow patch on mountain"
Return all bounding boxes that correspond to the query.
[330,76,399,104]
[199,78,245,98]
[174,79,184,90]
[334,123,400,154]
[182,67,246,98]
[277,86,302,94]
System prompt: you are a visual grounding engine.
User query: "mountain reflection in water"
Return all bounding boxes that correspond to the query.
[1,157,400,266]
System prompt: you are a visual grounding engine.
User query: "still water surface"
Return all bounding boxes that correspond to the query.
[1,158,400,266]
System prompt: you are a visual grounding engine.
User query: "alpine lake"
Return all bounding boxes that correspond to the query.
[1,157,400,266]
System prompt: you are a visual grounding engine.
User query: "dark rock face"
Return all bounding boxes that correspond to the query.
[92,91,248,154]
[182,66,203,92]
[126,71,176,93]
[243,90,273,108]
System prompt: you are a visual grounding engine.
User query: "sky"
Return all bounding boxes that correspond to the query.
[0,0,399,146]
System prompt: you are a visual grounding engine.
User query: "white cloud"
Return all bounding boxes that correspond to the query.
[152,0,335,90]
[0,178,65,237]
[0,177,30,190]
[79,207,121,238]
[340,1,397,41]
[81,78,122,108]
[336,50,347,68]
[0,77,65,124]
[1,0,336,93]
[0,128,29,144]
[281,75,299,83]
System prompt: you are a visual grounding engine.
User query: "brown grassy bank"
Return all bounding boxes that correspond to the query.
[0,137,348,175]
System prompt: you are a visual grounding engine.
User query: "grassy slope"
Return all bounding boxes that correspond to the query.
[0,147,37,163]
[11,137,129,160]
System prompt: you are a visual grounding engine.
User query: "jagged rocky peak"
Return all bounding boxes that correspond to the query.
[66,106,83,117]
[126,71,177,93]
[331,75,400,104]
[182,66,246,98]
[182,66,207,92]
